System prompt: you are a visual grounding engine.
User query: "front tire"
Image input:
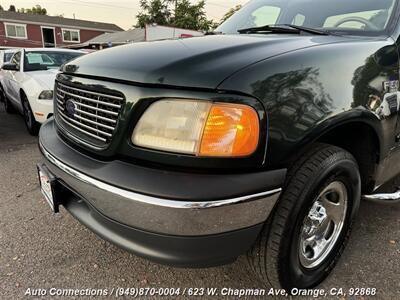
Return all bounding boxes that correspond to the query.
[248,143,361,291]
[22,94,40,136]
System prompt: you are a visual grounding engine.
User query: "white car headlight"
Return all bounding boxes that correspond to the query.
[132,99,260,157]
[38,90,54,100]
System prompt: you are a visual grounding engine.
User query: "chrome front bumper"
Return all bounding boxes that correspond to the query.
[40,143,282,236]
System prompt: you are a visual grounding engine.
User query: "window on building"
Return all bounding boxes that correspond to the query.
[5,23,27,39]
[62,29,80,42]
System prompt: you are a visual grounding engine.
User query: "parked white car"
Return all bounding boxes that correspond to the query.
[1,48,84,135]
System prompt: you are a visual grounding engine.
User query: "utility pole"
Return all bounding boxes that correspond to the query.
[174,0,177,17]
[173,0,177,37]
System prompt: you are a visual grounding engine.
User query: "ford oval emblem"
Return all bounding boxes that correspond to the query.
[65,99,77,118]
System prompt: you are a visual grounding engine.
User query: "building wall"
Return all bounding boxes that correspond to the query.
[54,27,106,47]
[0,23,42,47]
[0,21,109,48]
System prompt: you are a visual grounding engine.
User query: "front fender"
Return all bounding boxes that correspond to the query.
[21,78,54,123]
[286,109,383,161]
[218,38,399,167]
[21,77,46,101]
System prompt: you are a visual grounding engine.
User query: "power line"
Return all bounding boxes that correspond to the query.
[63,0,137,10]
[57,0,229,21]
[38,0,233,11]
[28,0,138,11]
[2,0,231,27]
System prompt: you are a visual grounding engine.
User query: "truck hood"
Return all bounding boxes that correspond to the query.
[62,34,348,89]
[29,68,59,90]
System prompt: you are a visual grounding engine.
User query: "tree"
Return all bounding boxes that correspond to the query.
[18,5,47,15]
[0,5,4,11]
[8,5,16,12]
[172,0,216,31]
[136,0,216,31]
[220,4,241,24]
[136,0,172,28]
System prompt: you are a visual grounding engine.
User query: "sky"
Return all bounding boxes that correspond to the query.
[1,0,249,29]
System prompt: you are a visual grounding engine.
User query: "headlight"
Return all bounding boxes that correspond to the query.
[132,99,260,157]
[38,90,54,100]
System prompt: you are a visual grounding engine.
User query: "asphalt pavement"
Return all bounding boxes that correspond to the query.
[0,102,399,300]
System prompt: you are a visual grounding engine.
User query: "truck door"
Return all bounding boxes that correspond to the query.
[373,40,400,186]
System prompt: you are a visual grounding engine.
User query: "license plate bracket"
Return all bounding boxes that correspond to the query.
[37,164,60,213]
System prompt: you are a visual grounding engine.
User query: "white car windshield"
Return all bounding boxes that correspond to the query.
[217,0,397,36]
[4,52,14,63]
[24,51,83,71]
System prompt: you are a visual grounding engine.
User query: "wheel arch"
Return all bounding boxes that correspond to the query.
[280,112,383,194]
[314,119,381,193]
[19,88,27,99]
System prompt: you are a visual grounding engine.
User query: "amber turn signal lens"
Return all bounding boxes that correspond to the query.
[199,103,259,157]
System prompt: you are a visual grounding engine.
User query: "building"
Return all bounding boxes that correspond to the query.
[80,28,146,49]
[67,24,203,50]
[0,11,123,49]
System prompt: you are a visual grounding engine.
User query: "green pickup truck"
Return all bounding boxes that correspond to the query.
[38,0,400,290]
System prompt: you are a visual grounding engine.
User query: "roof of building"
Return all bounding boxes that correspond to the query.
[86,28,146,44]
[0,11,124,32]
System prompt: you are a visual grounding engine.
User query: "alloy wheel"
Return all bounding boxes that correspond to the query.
[299,181,348,269]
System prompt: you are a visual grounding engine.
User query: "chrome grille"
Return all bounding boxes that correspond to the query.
[55,82,124,147]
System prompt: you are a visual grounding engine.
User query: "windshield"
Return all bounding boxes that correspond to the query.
[217,0,397,36]
[24,51,83,71]
[4,52,14,63]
